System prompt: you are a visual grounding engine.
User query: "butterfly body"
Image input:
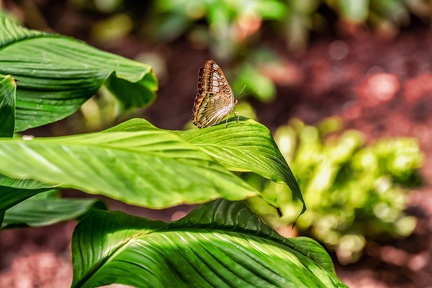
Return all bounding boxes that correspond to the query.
[192,60,238,128]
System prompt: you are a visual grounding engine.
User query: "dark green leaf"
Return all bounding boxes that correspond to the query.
[0,74,16,137]
[0,186,52,214]
[71,199,346,288]
[0,163,56,214]
[105,71,157,109]
[0,16,157,131]
[2,195,106,229]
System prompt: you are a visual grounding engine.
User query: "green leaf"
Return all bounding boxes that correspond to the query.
[0,74,16,137]
[0,174,53,189]
[0,158,56,215]
[0,16,157,132]
[105,69,157,109]
[290,237,336,274]
[0,186,52,214]
[0,119,257,209]
[2,193,106,229]
[71,199,346,288]
[174,118,306,218]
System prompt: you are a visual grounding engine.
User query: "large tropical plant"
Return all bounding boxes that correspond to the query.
[0,16,347,287]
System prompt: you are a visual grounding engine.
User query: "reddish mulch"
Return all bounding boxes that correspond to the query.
[2,3,432,287]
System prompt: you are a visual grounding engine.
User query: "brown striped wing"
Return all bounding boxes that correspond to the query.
[192,60,237,128]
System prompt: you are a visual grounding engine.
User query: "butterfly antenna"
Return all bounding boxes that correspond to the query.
[236,89,259,100]
[236,85,259,100]
[238,85,247,97]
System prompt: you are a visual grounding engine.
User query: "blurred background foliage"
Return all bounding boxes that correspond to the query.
[66,0,432,103]
[70,0,432,50]
[247,115,423,264]
[1,0,428,266]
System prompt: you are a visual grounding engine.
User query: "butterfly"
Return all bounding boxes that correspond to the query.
[192,60,239,128]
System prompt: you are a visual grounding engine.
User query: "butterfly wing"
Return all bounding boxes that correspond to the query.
[193,92,236,128]
[192,60,236,128]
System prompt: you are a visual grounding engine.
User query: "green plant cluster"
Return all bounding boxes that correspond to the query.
[250,117,423,264]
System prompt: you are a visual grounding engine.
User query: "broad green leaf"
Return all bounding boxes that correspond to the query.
[71,199,346,288]
[0,74,16,137]
[105,118,305,218]
[0,119,257,209]
[174,118,306,218]
[2,194,106,229]
[0,16,157,132]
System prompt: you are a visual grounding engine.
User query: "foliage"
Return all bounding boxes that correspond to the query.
[71,200,346,287]
[0,118,304,212]
[138,0,432,52]
[249,117,423,264]
[0,17,349,287]
[72,0,432,46]
[0,75,15,137]
[0,16,157,132]
[2,190,106,229]
[65,0,432,104]
[150,0,285,56]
